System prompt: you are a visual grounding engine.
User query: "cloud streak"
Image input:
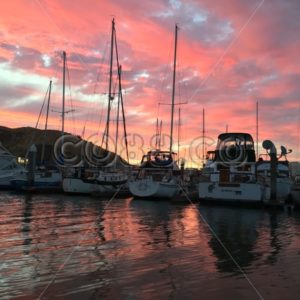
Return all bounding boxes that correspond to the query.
[0,0,299,164]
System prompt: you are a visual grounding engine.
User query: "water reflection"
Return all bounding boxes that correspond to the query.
[22,194,33,255]
[266,212,281,264]
[1,193,300,299]
[129,199,175,248]
[199,206,264,273]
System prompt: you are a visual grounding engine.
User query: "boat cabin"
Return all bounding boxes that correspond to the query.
[140,150,177,168]
[214,133,256,164]
[202,133,257,183]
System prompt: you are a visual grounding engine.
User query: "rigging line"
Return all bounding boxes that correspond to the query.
[177,107,181,160]
[159,61,188,107]
[66,59,76,136]
[187,0,265,103]
[97,41,113,138]
[105,73,119,136]
[99,37,115,150]
[115,70,121,157]
[36,183,125,300]
[100,19,115,150]
[157,31,174,106]
[114,27,129,163]
[92,39,110,137]
[157,103,160,121]
[26,83,50,157]
[34,0,109,139]
[177,75,182,106]
[47,56,60,124]
[155,118,159,149]
[114,32,121,159]
[112,73,119,98]
[156,29,175,123]
[93,42,109,94]
[82,34,110,138]
[158,120,163,150]
[296,101,300,155]
[177,184,264,300]
[118,68,129,162]
[94,42,110,133]
[100,28,115,151]
[35,84,49,129]
[41,80,52,165]
[177,63,189,105]
[34,0,94,73]
[26,83,50,158]
[104,18,115,150]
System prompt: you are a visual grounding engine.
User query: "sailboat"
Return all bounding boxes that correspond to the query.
[0,142,25,189]
[10,54,69,192]
[128,25,181,199]
[63,19,129,196]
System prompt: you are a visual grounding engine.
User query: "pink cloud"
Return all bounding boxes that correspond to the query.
[0,0,300,164]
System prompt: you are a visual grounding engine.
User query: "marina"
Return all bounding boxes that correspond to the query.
[1,0,300,299]
[1,191,300,299]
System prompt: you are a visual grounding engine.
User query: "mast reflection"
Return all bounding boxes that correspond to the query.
[200,206,264,273]
[22,193,33,255]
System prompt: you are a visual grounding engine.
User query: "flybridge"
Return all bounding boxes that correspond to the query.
[214,132,256,164]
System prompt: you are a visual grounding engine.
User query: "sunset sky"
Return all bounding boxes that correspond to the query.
[0,0,299,165]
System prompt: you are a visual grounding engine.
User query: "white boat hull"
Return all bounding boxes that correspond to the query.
[264,178,292,201]
[290,186,300,205]
[0,172,16,188]
[129,179,179,199]
[11,171,62,191]
[198,182,264,203]
[63,178,119,195]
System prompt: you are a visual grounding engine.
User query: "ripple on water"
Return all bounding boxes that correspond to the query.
[1,193,300,299]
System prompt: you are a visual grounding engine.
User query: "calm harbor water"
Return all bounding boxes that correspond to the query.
[1,192,300,299]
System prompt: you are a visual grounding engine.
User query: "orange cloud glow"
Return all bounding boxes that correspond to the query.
[0,0,300,165]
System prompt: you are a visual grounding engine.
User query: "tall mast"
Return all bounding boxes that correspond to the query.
[105,18,115,150]
[41,80,52,164]
[114,22,129,163]
[202,108,205,165]
[45,80,52,133]
[115,65,121,158]
[62,51,66,135]
[169,24,178,153]
[256,101,259,160]
[155,118,159,149]
[118,65,129,163]
[177,107,181,160]
[159,120,162,149]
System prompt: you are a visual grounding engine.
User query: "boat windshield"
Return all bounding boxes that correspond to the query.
[214,133,256,163]
[140,150,176,168]
[216,133,254,151]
